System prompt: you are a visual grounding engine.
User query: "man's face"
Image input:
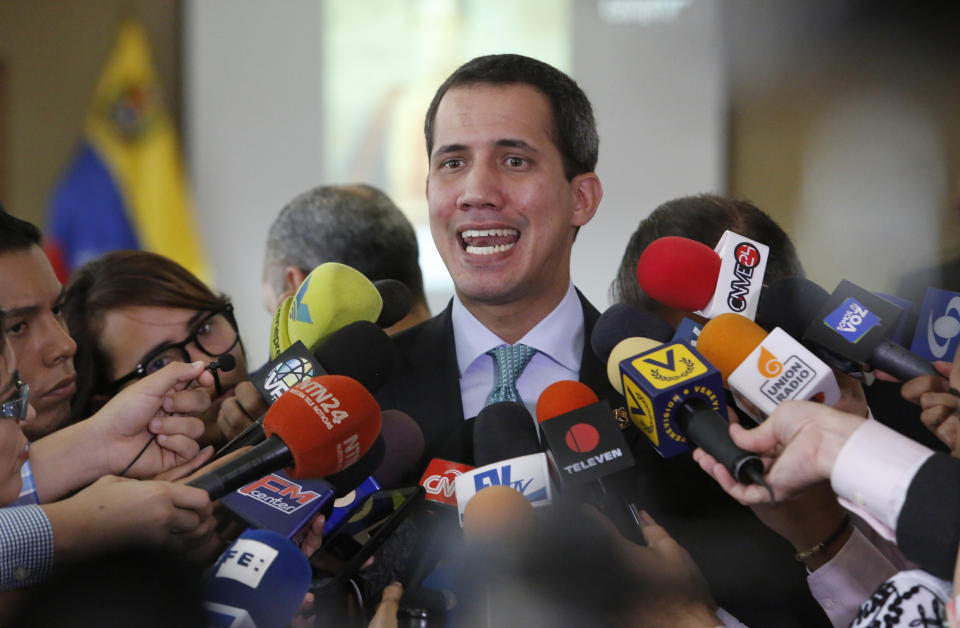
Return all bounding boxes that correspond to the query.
[427,83,600,309]
[0,246,77,439]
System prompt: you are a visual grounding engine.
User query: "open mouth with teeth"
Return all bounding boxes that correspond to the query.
[459,228,520,255]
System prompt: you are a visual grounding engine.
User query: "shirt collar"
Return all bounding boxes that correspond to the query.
[451,283,584,376]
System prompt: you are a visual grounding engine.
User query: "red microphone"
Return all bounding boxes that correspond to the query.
[190,375,381,499]
[636,236,721,312]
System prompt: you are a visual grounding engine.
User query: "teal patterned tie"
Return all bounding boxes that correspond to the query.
[484,343,537,407]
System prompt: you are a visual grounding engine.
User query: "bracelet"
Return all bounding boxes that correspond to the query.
[794,515,850,562]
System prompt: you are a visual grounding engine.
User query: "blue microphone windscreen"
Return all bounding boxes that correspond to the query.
[205,529,311,628]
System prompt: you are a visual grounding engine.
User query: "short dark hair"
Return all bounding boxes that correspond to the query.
[424,54,599,180]
[63,250,231,418]
[264,184,426,304]
[0,206,42,256]
[611,194,805,313]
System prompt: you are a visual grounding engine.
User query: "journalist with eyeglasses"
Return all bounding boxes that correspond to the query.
[63,250,251,448]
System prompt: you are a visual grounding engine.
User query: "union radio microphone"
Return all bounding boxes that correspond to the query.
[636,231,769,320]
[608,338,769,491]
[204,528,312,628]
[697,313,841,423]
[190,375,381,500]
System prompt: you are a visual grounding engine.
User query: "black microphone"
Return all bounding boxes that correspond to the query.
[373,279,413,328]
[590,303,676,364]
[472,402,542,466]
[764,278,941,381]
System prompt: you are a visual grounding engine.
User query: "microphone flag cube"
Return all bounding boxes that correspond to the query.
[538,399,634,488]
[618,341,727,458]
[697,230,769,321]
[454,452,552,524]
[803,279,902,365]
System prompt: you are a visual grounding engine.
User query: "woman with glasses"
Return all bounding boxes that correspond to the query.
[63,250,253,448]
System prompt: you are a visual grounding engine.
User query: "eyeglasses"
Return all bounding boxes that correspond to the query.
[108,304,239,392]
[0,373,29,421]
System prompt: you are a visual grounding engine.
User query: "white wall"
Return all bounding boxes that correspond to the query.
[185,0,726,361]
[185,1,325,363]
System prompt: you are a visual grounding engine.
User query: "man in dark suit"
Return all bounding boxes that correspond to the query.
[374,54,830,626]
[375,54,608,457]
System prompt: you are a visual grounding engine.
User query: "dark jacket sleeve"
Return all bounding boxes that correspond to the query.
[895,451,960,580]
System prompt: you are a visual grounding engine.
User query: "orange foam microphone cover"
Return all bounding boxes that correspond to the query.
[263,375,381,478]
[535,380,599,424]
[697,313,769,384]
[636,236,721,312]
[462,485,537,544]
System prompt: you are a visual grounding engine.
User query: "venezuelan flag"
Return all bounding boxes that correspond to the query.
[45,19,209,283]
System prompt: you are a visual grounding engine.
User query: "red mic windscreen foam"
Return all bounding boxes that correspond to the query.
[636,236,722,312]
[263,375,381,478]
[536,380,600,423]
[697,313,769,384]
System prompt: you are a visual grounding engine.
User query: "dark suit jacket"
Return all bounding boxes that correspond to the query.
[375,291,830,627]
[896,452,960,580]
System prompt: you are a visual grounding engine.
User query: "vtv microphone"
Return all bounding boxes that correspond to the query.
[609,338,769,490]
[636,231,769,320]
[697,313,841,423]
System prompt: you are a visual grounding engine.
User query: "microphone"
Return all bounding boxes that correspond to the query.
[204,528,312,628]
[756,276,861,374]
[799,279,941,381]
[909,287,960,362]
[590,303,675,364]
[535,381,640,540]
[697,313,841,423]
[189,375,381,500]
[373,279,413,328]
[218,322,397,460]
[606,337,661,395]
[636,231,769,320]
[454,452,553,522]
[324,410,426,536]
[472,402,542,466]
[610,338,769,490]
[535,381,635,488]
[461,485,537,544]
[270,262,383,359]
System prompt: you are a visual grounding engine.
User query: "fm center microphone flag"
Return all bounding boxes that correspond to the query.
[697,230,768,320]
[618,340,727,458]
[726,327,841,423]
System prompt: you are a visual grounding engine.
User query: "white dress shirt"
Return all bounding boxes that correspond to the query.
[452,282,584,421]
